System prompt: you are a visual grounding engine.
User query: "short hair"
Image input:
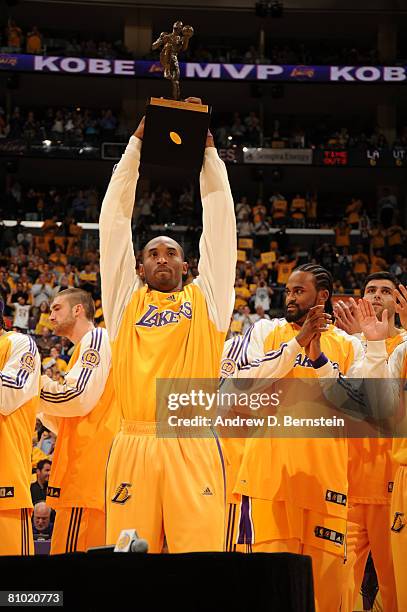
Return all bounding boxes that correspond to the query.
[293,263,334,314]
[55,288,95,321]
[362,272,399,295]
[33,502,51,516]
[36,459,52,471]
[141,238,184,262]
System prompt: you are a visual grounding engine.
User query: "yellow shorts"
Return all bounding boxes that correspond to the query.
[106,421,225,553]
[342,502,396,612]
[0,509,33,556]
[50,507,105,554]
[391,465,407,612]
[228,496,347,559]
[220,437,245,505]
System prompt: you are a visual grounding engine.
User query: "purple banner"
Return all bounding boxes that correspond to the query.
[1,54,407,82]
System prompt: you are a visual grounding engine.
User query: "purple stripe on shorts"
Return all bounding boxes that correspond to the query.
[237,495,253,545]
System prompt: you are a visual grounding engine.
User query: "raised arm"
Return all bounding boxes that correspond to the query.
[0,333,40,416]
[194,137,237,333]
[39,328,111,417]
[99,123,144,340]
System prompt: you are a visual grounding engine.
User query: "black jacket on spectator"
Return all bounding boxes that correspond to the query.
[30,481,47,505]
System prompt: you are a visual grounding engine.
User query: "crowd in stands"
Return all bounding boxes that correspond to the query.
[214,112,407,150]
[184,41,381,66]
[2,106,406,153]
[1,20,130,59]
[0,106,122,144]
[3,19,406,66]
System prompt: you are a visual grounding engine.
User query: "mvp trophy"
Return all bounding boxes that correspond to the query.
[140,21,211,176]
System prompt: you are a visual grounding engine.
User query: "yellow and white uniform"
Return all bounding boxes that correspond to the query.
[342,332,405,612]
[99,136,236,552]
[362,339,407,612]
[0,332,40,555]
[39,327,119,553]
[221,318,364,612]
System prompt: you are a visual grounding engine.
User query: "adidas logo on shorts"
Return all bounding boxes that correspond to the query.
[202,487,213,496]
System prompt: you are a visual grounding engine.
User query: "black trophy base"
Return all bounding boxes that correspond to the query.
[140,97,211,179]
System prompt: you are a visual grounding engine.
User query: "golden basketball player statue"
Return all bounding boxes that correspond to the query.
[152,21,194,100]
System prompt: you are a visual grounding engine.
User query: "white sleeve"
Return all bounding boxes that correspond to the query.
[363,341,389,378]
[39,328,111,417]
[193,148,237,332]
[0,333,41,416]
[317,338,395,420]
[221,319,301,380]
[99,135,143,341]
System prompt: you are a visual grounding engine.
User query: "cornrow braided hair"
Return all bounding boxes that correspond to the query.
[293,263,334,314]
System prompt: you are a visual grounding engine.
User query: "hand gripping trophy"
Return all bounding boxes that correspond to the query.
[152,21,194,100]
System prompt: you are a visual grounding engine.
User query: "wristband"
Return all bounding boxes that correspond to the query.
[309,352,329,369]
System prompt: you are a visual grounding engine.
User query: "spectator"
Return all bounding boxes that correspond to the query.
[253,213,271,251]
[270,192,288,226]
[7,295,31,331]
[387,222,404,257]
[137,191,154,226]
[6,19,23,51]
[70,189,88,221]
[290,194,307,227]
[42,346,68,374]
[390,255,403,278]
[10,281,29,304]
[26,26,42,54]
[79,263,97,294]
[0,271,11,304]
[36,327,56,354]
[378,188,397,228]
[235,305,253,334]
[276,255,298,286]
[235,196,251,222]
[32,502,54,541]
[346,197,362,229]
[31,273,54,308]
[250,304,271,323]
[30,459,52,505]
[36,428,56,457]
[237,213,254,237]
[34,301,52,334]
[334,221,351,251]
[370,250,388,273]
[352,245,369,280]
[253,280,273,312]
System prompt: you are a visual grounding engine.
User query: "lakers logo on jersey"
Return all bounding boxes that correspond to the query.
[135,302,192,328]
[20,352,35,373]
[81,348,101,369]
[391,512,405,533]
[220,358,236,378]
[112,483,132,504]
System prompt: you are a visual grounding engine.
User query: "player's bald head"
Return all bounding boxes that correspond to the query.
[142,236,184,261]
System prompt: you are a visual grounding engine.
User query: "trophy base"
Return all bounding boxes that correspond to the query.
[140,97,211,178]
